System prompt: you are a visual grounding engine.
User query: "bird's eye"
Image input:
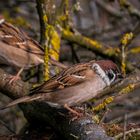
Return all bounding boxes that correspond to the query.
[107,69,116,82]
[92,64,98,71]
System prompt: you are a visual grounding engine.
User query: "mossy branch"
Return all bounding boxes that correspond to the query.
[62,29,135,72]
[36,0,61,80]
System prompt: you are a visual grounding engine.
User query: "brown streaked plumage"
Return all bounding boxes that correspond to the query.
[0,18,67,81]
[0,60,121,110]
[0,18,44,69]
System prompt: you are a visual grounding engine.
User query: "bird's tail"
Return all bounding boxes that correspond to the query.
[0,94,43,110]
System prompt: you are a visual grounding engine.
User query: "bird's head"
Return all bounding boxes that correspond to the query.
[91,60,122,86]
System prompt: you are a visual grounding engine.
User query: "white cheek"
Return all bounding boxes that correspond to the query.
[92,63,111,86]
[0,19,5,24]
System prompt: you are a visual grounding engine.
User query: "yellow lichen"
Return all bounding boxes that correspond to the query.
[121,32,133,46]
[104,96,114,104]
[50,29,61,60]
[44,24,61,80]
[104,48,119,57]
[119,84,135,95]
[62,29,102,49]
[45,25,60,60]
[130,47,140,53]
[92,103,105,111]
[84,36,102,49]
[120,32,133,76]
[43,15,48,23]
[59,15,67,21]
[92,115,100,124]
[92,96,114,112]
[121,62,126,76]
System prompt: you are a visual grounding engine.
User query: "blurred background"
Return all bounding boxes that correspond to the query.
[0,0,140,139]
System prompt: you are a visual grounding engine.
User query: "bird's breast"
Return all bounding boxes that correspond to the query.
[46,74,106,107]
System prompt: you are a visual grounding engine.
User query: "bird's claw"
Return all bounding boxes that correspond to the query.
[8,75,21,84]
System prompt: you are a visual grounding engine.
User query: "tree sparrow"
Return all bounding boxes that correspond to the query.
[0,18,66,82]
[0,60,122,110]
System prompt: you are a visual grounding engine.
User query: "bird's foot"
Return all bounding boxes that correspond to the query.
[8,67,23,84]
[64,104,83,118]
[8,75,21,84]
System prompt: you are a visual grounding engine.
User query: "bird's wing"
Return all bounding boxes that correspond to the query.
[0,20,44,55]
[31,62,92,94]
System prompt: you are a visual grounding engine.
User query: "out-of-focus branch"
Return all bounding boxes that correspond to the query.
[117,20,140,75]
[36,0,46,45]
[118,0,140,18]
[115,128,140,139]
[62,29,135,72]
[36,0,138,74]
[36,0,61,80]
[95,0,123,18]
[129,46,140,54]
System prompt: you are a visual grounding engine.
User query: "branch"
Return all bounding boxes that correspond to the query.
[115,128,140,139]
[95,0,123,18]
[62,29,135,72]
[0,69,30,99]
[118,0,140,19]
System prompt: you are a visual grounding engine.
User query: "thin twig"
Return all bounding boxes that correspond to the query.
[99,108,110,124]
[109,110,140,124]
[115,128,140,139]
[70,43,80,63]
[123,114,127,140]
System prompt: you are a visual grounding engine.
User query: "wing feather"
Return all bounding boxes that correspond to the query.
[0,21,44,56]
[31,62,91,94]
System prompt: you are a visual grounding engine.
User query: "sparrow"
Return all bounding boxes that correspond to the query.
[0,18,66,82]
[0,18,44,69]
[0,60,122,111]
